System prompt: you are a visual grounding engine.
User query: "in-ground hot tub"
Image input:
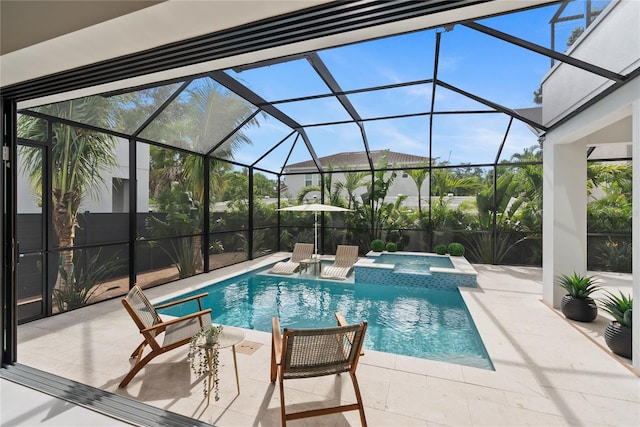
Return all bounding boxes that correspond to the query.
[355,251,477,289]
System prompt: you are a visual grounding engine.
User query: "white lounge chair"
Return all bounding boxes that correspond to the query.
[321,245,359,280]
[269,243,314,275]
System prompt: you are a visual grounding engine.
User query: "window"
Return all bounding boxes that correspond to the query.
[112,178,129,213]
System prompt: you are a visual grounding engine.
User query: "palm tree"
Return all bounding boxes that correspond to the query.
[404,161,429,215]
[183,78,260,204]
[339,169,369,210]
[430,165,481,228]
[147,79,261,275]
[19,97,119,304]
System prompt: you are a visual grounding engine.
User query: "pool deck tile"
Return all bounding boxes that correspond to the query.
[11,253,640,427]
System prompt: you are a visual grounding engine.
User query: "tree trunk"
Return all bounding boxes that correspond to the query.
[192,229,203,273]
[52,188,80,291]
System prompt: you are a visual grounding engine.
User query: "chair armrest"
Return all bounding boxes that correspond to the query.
[272,317,282,363]
[141,308,212,333]
[270,317,283,382]
[334,312,364,356]
[335,312,348,326]
[153,292,208,310]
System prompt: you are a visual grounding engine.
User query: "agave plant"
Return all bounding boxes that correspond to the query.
[600,291,633,328]
[557,273,601,299]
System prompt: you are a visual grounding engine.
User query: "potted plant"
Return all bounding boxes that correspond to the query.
[600,291,632,359]
[188,324,224,401]
[557,273,601,322]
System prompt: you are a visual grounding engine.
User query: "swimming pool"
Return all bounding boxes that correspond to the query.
[158,268,493,370]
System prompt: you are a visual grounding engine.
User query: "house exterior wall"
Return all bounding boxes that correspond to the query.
[16,138,149,214]
[542,0,639,368]
[281,169,430,206]
[542,0,640,125]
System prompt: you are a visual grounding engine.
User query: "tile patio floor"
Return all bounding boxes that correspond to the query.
[13,254,640,426]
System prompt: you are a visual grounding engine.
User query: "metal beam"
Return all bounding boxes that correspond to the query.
[212,71,323,174]
[131,79,192,138]
[494,117,514,164]
[306,52,363,122]
[205,109,261,157]
[210,71,303,130]
[280,133,300,175]
[357,122,375,172]
[463,21,626,83]
[304,52,373,172]
[297,128,323,174]
[251,130,296,167]
[267,78,434,106]
[436,79,548,131]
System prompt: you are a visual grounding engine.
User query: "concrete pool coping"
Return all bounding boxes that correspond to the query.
[360,250,478,276]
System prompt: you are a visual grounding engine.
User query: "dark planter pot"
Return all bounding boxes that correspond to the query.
[604,322,632,359]
[561,295,598,322]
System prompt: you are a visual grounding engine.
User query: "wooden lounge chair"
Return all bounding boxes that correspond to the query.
[270,312,368,426]
[269,243,314,275]
[119,284,212,388]
[320,245,359,280]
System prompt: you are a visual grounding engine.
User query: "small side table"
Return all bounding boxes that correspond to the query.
[299,258,321,276]
[201,326,245,405]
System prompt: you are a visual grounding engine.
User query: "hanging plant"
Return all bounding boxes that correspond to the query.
[188,324,224,401]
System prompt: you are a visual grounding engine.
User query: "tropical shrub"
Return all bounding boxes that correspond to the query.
[448,242,465,256]
[600,291,632,328]
[597,238,632,273]
[145,185,203,278]
[53,249,123,312]
[385,242,397,252]
[434,244,447,255]
[463,231,526,264]
[371,239,385,252]
[556,273,600,299]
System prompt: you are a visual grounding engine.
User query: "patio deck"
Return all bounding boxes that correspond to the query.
[9,255,639,426]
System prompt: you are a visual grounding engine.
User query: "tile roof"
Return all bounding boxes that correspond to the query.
[285,150,428,170]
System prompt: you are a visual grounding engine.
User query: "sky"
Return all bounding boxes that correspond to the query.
[214,0,609,174]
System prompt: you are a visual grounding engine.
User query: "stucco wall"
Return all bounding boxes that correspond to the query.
[542,0,640,126]
[17,138,149,214]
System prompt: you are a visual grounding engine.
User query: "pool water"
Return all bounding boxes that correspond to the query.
[158,270,493,370]
[373,253,454,273]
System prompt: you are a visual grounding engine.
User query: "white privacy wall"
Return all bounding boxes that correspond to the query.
[542,0,640,126]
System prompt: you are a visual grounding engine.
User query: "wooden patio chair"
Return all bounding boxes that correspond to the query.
[269,243,314,275]
[270,312,368,426]
[119,284,212,388]
[320,245,359,280]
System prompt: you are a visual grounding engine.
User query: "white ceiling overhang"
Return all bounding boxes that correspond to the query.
[1,0,557,109]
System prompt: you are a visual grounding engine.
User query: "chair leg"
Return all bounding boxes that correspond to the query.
[130,341,147,358]
[350,371,367,427]
[278,377,287,427]
[119,350,159,388]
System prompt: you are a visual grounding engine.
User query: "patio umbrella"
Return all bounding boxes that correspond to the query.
[278,203,352,259]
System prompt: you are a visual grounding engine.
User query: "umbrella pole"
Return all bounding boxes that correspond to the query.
[314,211,318,259]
